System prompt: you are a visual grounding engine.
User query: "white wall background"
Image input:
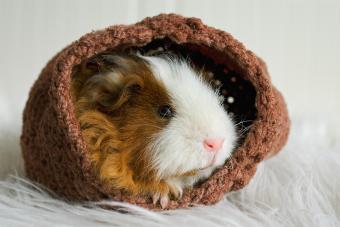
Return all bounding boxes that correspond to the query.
[1,0,340,129]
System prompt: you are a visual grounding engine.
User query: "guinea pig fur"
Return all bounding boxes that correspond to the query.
[73,54,237,208]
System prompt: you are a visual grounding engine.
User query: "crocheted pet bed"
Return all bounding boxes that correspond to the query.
[21,14,290,210]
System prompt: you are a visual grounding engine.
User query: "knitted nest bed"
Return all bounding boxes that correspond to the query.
[21,14,290,210]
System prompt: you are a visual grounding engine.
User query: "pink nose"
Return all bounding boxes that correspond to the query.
[203,138,224,152]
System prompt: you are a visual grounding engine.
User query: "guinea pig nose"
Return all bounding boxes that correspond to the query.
[203,138,224,152]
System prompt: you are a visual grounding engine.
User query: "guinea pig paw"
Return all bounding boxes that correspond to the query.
[150,181,182,208]
[160,195,169,209]
[151,192,169,208]
[168,183,183,199]
[166,179,183,199]
[152,192,161,205]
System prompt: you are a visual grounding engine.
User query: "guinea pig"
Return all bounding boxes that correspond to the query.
[73,53,237,208]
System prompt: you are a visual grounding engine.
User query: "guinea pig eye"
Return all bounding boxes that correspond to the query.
[158,105,174,119]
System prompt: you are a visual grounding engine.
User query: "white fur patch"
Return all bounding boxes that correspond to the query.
[142,56,237,186]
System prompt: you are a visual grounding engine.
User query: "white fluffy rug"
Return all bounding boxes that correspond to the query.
[0,116,339,227]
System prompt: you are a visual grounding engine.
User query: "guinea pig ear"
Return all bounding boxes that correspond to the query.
[81,72,144,112]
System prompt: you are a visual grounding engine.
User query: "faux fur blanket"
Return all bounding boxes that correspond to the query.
[0,116,339,226]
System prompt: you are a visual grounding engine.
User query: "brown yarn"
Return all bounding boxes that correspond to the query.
[21,14,290,210]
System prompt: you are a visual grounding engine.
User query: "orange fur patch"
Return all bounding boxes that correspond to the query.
[71,54,177,197]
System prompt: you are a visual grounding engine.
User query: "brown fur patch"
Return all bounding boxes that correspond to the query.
[72,54,176,196]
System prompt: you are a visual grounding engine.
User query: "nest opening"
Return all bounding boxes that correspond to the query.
[72,38,257,143]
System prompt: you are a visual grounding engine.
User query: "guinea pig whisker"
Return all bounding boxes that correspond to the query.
[239,125,252,137]
[239,123,251,130]
[234,119,252,127]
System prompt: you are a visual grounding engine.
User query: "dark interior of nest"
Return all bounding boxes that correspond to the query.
[71,38,257,145]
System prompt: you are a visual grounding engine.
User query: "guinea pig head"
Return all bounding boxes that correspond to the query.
[78,54,236,184]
